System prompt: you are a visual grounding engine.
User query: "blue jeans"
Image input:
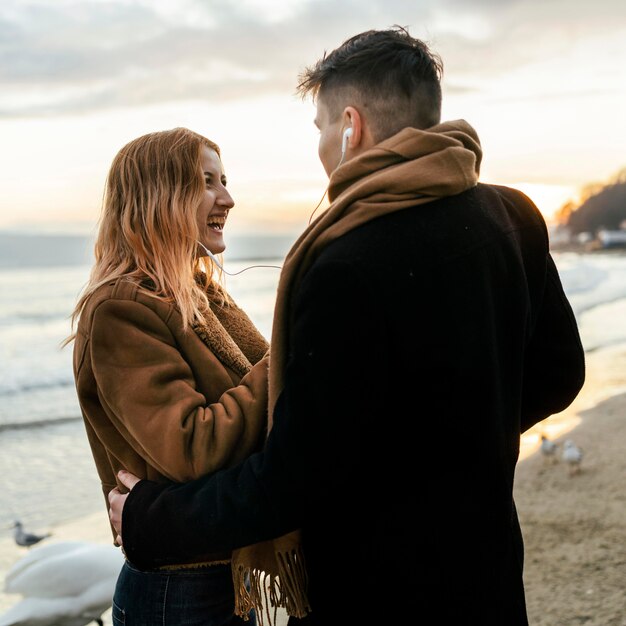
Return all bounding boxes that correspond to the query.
[112,560,256,626]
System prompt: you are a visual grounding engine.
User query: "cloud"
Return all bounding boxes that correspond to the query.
[0,1,310,115]
[0,0,624,118]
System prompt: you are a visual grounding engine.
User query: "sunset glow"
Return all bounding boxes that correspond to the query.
[1,0,624,234]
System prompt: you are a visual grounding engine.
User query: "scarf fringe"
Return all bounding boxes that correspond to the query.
[233,547,311,625]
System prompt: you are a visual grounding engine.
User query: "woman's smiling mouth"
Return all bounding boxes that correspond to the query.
[207,215,226,232]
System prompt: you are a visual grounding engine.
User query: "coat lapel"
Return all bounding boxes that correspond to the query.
[192,305,252,379]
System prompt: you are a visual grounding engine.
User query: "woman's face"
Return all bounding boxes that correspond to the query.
[196,146,234,255]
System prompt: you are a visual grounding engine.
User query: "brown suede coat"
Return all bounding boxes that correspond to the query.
[73,277,269,562]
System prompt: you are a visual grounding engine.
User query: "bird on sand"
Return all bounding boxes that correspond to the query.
[0,540,124,626]
[540,434,559,463]
[12,522,51,548]
[562,439,584,476]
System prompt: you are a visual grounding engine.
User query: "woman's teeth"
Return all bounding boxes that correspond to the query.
[207,217,226,231]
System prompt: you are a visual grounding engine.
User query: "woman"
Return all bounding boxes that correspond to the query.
[68,128,269,625]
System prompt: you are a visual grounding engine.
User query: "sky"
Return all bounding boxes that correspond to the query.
[1,0,625,236]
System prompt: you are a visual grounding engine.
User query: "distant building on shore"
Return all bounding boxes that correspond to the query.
[549,222,626,252]
[597,228,626,249]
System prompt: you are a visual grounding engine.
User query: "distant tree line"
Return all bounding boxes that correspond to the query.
[556,168,626,235]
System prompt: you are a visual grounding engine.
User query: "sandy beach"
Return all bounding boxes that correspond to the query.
[515,341,626,626]
[517,390,626,626]
[1,342,625,625]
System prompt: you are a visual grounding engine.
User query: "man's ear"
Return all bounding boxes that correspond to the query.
[342,106,373,151]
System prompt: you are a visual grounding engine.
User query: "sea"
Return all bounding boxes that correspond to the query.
[1,231,626,541]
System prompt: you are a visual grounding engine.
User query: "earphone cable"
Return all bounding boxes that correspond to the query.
[308,186,329,225]
[197,241,282,276]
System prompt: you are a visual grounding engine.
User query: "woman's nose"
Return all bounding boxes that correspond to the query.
[217,188,234,209]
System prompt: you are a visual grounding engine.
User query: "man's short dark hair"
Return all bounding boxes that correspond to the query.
[297,26,443,142]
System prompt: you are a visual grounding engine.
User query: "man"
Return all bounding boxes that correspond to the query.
[109,27,585,625]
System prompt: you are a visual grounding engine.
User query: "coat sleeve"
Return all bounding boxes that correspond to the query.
[520,253,586,431]
[90,299,269,482]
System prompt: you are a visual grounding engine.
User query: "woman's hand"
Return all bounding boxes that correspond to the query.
[108,470,141,546]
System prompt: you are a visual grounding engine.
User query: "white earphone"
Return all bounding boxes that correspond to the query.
[341,127,353,155]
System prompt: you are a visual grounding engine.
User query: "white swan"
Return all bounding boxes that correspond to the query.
[0,540,124,626]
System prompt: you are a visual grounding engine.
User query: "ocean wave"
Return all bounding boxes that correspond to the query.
[0,377,75,397]
[559,263,608,294]
[0,311,70,326]
[568,278,626,318]
[0,415,82,433]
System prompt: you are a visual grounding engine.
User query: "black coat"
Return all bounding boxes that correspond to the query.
[123,183,585,625]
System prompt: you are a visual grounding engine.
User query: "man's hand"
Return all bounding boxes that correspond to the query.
[108,470,141,546]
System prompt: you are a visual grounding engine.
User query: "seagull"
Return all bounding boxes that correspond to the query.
[0,540,124,626]
[12,522,51,548]
[540,435,559,463]
[562,439,584,476]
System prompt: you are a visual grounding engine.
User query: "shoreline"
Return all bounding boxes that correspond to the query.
[515,393,626,625]
[2,345,625,625]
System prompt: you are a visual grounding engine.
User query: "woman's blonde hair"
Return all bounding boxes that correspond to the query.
[66,127,226,344]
